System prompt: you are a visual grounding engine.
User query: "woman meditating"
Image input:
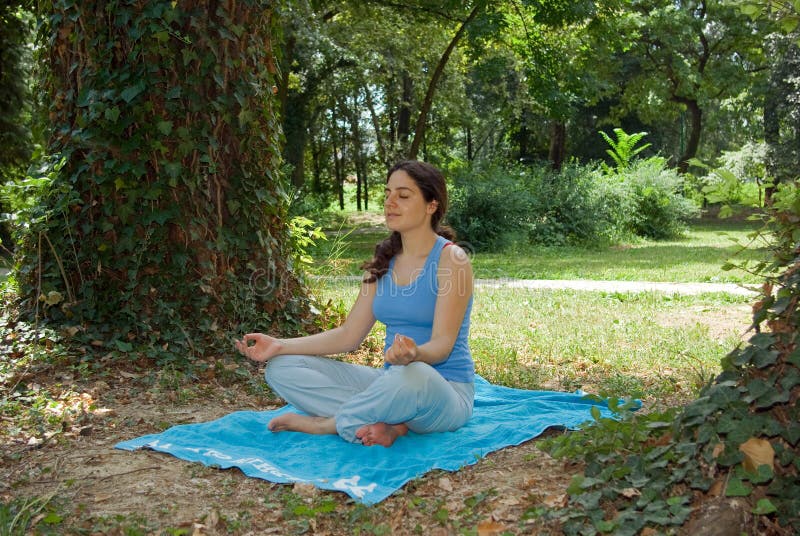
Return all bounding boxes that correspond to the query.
[235,160,474,447]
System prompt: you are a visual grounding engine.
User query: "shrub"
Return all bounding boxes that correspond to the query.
[619,158,700,239]
[446,164,533,251]
[524,162,632,246]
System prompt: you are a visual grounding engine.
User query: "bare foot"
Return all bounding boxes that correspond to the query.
[355,423,409,447]
[268,413,337,435]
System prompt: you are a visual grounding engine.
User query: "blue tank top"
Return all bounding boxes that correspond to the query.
[372,235,474,383]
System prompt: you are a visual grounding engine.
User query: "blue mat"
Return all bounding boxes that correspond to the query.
[115,376,623,504]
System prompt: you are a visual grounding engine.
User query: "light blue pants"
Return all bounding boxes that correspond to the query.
[264,355,474,443]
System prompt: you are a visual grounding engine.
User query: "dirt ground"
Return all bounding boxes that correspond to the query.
[2,361,580,535]
[1,274,753,534]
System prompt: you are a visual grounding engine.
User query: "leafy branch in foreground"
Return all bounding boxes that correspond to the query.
[541,180,800,535]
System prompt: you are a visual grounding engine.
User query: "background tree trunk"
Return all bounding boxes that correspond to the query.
[548,121,566,171]
[676,98,702,173]
[407,2,483,160]
[17,0,309,354]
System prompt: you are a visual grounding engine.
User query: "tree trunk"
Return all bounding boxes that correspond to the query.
[332,108,346,210]
[763,81,780,204]
[397,72,413,147]
[364,85,389,167]
[283,92,311,189]
[18,0,309,354]
[408,1,484,159]
[548,121,566,171]
[675,98,702,173]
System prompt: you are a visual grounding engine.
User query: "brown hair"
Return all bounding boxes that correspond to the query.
[361,160,455,283]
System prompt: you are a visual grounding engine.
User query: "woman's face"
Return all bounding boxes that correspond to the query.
[384,170,437,233]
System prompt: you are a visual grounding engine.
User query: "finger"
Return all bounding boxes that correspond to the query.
[395,334,407,353]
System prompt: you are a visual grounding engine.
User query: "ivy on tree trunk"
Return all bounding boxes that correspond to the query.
[16,0,311,357]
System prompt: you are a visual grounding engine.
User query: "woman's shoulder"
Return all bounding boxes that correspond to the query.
[438,241,472,270]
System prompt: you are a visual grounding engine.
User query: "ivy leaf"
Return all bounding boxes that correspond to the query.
[157,121,174,135]
[104,106,121,122]
[121,82,146,103]
[753,348,779,368]
[725,476,751,497]
[166,85,182,99]
[752,498,777,515]
[787,347,800,367]
[750,332,776,349]
[114,340,133,352]
[755,388,789,409]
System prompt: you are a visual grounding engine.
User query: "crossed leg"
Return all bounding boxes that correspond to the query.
[268,413,337,435]
[268,414,408,447]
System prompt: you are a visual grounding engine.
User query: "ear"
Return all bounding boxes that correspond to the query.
[427,200,438,214]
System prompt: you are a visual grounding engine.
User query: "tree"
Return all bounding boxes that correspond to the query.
[15,0,310,356]
[0,0,33,253]
[277,0,355,190]
[612,0,761,172]
[761,33,800,201]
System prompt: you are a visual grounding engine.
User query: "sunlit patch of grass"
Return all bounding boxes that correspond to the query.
[306,213,765,283]
[313,279,752,405]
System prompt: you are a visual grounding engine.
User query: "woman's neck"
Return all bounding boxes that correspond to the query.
[399,228,438,259]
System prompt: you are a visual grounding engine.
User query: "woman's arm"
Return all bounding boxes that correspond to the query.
[236,278,377,362]
[385,244,473,366]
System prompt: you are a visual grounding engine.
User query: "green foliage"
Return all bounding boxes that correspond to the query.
[10,0,313,362]
[540,179,800,533]
[448,156,698,251]
[0,493,62,535]
[446,164,534,251]
[0,2,33,181]
[689,145,768,211]
[599,128,652,173]
[525,162,632,246]
[618,158,700,240]
[447,161,632,250]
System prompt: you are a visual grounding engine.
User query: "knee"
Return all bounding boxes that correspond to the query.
[264,355,300,386]
[395,361,436,391]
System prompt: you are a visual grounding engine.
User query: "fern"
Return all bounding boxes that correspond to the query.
[600,128,652,172]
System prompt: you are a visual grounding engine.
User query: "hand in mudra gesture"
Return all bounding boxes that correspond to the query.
[385,333,418,366]
[235,333,284,362]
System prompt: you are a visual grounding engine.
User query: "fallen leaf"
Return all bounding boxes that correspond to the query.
[543,494,567,508]
[293,482,318,498]
[708,478,725,497]
[620,488,640,498]
[498,495,520,507]
[477,519,508,536]
[712,442,725,459]
[739,437,774,472]
[438,476,453,492]
[205,509,220,529]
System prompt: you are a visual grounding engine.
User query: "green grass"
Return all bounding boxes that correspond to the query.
[312,278,752,405]
[306,211,766,283]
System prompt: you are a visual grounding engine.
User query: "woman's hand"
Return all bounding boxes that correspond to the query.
[235,333,284,362]
[385,333,418,366]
